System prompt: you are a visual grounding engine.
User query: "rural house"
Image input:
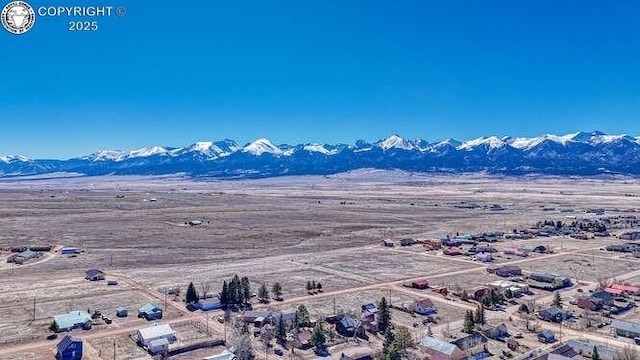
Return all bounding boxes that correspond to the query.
[53,311,92,332]
[538,306,572,323]
[479,323,509,340]
[84,269,105,281]
[537,330,556,343]
[361,302,378,322]
[336,315,360,337]
[136,324,176,348]
[420,336,463,360]
[56,335,82,360]
[138,303,163,320]
[292,330,312,349]
[414,298,437,315]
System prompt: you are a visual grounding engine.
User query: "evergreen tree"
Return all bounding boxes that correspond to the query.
[306,281,313,293]
[272,282,283,300]
[463,310,475,334]
[241,277,251,304]
[461,290,469,301]
[378,297,391,332]
[220,281,229,305]
[553,291,563,308]
[257,283,269,303]
[383,328,395,348]
[295,304,310,328]
[230,275,241,304]
[186,282,199,304]
[504,289,513,300]
[311,280,317,290]
[518,303,530,314]
[310,322,326,352]
[380,344,401,360]
[474,305,485,325]
[316,282,322,291]
[592,346,600,360]
[393,326,414,353]
[277,314,287,342]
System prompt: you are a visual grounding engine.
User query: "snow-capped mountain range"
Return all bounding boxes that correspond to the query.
[2,131,640,178]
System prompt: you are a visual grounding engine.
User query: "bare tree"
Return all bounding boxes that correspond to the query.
[597,277,613,290]
[618,346,640,360]
[199,281,211,300]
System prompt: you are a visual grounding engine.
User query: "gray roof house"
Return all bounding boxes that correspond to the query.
[420,336,463,360]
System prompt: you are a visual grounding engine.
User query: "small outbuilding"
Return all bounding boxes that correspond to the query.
[196,299,223,311]
[85,269,105,281]
[56,335,83,360]
[136,323,176,348]
[61,247,79,255]
[116,307,128,317]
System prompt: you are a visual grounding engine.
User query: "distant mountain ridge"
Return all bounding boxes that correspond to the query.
[2,131,640,178]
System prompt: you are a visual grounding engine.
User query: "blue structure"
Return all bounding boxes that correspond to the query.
[138,303,163,320]
[196,299,223,311]
[538,330,556,343]
[336,315,360,336]
[538,306,572,323]
[56,335,82,360]
[60,247,79,254]
[116,307,128,317]
[53,311,92,332]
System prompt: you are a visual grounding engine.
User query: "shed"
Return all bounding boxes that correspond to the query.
[400,238,415,246]
[56,335,82,360]
[243,310,272,323]
[411,279,429,289]
[383,239,394,247]
[61,247,79,255]
[610,284,640,295]
[107,279,118,285]
[361,302,379,314]
[203,349,237,360]
[116,307,128,317]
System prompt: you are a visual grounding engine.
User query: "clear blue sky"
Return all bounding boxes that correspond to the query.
[2,0,640,158]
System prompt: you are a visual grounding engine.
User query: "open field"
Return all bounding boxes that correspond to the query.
[2,173,640,358]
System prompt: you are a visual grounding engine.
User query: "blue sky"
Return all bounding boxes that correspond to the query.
[2,0,639,158]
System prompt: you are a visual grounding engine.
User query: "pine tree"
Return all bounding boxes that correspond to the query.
[316,282,322,292]
[241,277,251,304]
[186,282,199,304]
[311,322,326,352]
[474,305,485,325]
[383,327,395,348]
[553,291,563,308]
[463,310,475,334]
[592,346,600,360]
[393,326,414,353]
[518,303,530,314]
[461,290,469,301]
[311,280,317,290]
[257,283,269,303]
[271,282,283,300]
[220,281,229,305]
[306,281,313,293]
[295,304,310,328]
[378,297,391,332]
[277,314,287,342]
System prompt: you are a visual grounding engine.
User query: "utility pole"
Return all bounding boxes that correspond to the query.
[333,298,336,315]
[32,295,36,321]
[113,339,116,360]
[110,253,114,267]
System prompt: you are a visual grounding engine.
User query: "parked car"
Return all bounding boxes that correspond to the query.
[103,316,112,324]
[46,334,58,340]
[274,349,284,356]
[216,316,225,323]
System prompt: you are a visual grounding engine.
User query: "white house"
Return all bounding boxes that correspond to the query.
[136,324,176,348]
[414,298,437,315]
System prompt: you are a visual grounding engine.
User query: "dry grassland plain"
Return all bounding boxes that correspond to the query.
[1,171,640,358]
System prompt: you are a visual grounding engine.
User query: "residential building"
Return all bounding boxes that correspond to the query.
[56,335,82,360]
[479,324,508,340]
[336,315,360,337]
[538,306,572,323]
[85,269,105,281]
[136,324,176,348]
[196,299,223,311]
[420,336,463,360]
[138,303,163,320]
[53,311,92,332]
[537,330,556,343]
[414,298,437,315]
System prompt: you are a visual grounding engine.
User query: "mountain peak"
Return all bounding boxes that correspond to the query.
[378,134,414,150]
[243,138,282,155]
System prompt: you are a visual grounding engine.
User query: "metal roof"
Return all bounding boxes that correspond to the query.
[149,337,170,347]
[611,319,640,334]
[139,303,162,314]
[137,324,175,341]
[54,311,91,330]
[420,336,459,356]
[56,335,80,352]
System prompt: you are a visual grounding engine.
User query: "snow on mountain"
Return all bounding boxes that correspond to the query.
[303,144,338,155]
[458,136,506,150]
[3,130,640,178]
[0,155,29,163]
[377,135,415,151]
[242,138,283,155]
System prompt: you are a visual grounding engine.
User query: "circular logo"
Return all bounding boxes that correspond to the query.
[2,1,35,35]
